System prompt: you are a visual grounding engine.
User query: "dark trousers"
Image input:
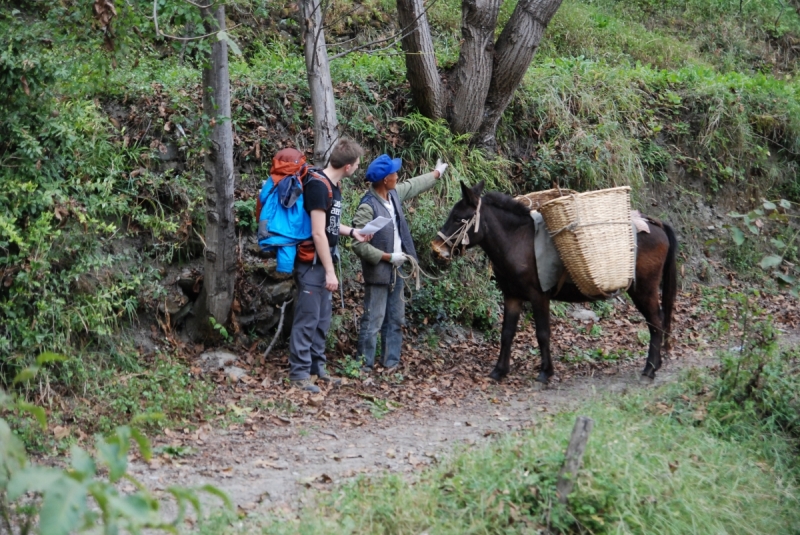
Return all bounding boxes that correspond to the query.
[288,261,332,380]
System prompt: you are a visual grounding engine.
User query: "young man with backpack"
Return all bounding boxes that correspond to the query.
[352,154,448,373]
[288,138,370,393]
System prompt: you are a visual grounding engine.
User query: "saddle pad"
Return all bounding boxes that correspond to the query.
[531,210,566,293]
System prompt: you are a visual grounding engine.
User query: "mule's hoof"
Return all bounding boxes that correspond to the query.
[488,369,506,382]
[535,371,551,385]
[639,374,655,385]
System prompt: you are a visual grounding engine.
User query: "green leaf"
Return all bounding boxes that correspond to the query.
[167,486,201,520]
[130,427,153,461]
[38,477,87,535]
[0,420,27,486]
[759,255,783,269]
[36,352,67,366]
[217,30,242,56]
[70,445,96,480]
[12,366,40,385]
[96,433,128,483]
[107,493,158,523]
[17,401,47,429]
[779,199,792,209]
[746,223,759,235]
[7,466,63,500]
[763,201,777,211]
[774,272,796,285]
[728,211,744,218]
[770,238,786,249]
[730,227,745,246]
[200,484,234,509]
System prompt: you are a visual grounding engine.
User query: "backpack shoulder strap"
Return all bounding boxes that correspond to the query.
[304,167,333,209]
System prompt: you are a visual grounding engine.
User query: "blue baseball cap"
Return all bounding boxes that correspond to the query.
[365,154,402,183]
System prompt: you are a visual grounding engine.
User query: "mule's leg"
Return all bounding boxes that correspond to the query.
[531,295,553,383]
[629,288,664,380]
[490,296,523,381]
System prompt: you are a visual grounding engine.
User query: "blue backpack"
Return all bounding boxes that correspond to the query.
[257,165,331,273]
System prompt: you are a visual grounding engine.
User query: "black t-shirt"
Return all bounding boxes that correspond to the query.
[303,171,342,248]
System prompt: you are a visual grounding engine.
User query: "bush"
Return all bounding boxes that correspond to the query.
[0,355,231,534]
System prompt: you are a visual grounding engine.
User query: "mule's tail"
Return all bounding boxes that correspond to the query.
[661,222,678,351]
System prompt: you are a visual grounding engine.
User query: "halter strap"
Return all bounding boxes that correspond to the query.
[436,198,481,254]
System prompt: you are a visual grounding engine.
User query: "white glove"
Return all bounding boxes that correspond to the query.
[390,253,407,267]
[435,159,448,178]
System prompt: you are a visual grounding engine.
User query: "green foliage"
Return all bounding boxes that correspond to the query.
[726,199,799,294]
[0,16,168,374]
[0,359,231,534]
[697,290,800,448]
[335,354,363,379]
[234,198,258,233]
[407,255,502,332]
[209,316,231,341]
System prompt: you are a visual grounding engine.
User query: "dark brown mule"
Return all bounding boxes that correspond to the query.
[431,181,678,383]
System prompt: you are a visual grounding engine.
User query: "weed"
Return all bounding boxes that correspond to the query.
[636,329,651,346]
[336,354,363,379]
[367,398,401,419]
[154,444,198,458]
[209,316,231,341]
[590,300,615,319]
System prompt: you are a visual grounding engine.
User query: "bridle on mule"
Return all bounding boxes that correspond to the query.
[436,197,481,256]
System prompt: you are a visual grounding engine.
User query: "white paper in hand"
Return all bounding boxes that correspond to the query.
[359,216,391,235]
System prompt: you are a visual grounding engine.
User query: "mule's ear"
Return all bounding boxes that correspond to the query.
[460,181,474,206]
[473,180,485,198]
[461,180,480,207]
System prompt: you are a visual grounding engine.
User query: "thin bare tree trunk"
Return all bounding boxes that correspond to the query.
[476,0,563,150]
[302,0,339,165]
[192,5,236,338]
[397,0,442,118]
[448,0,501,134]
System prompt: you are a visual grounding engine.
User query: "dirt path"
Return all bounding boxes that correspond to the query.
[127,351,715,515]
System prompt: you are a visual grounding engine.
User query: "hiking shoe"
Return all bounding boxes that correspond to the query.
[317,371,342,387]
[360,366,373,376]
[290,378,320,393]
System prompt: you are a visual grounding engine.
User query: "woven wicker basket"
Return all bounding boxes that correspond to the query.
[539,186,634,297]
[514,188,577,211]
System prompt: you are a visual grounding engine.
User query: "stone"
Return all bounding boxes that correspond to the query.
[569,308,599,323]
[198,350,238,372]
[262,280,294,305]
[156,142,179,161]
[223,366,248,381]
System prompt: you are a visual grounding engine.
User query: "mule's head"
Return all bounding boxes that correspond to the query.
[431,180,485,261]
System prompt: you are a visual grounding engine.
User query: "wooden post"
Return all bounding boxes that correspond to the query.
[556,416,594,504]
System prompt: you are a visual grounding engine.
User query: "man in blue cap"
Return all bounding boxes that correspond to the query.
[352,155,448,372]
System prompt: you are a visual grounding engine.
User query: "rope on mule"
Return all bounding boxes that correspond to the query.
[435,198,482,254]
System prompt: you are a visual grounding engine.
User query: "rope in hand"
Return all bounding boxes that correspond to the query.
[396,253,440,297]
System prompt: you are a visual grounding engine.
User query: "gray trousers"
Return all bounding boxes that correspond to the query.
[288,261,332,380]
[357,272,405,369]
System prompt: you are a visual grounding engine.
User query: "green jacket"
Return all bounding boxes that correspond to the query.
[352,172,438,265]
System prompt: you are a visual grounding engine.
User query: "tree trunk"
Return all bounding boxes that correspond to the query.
[447,0,501,134]
[191,5,236,339]
[397,0,442,118]
[302,0,339,166]
[475,0,564,150]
